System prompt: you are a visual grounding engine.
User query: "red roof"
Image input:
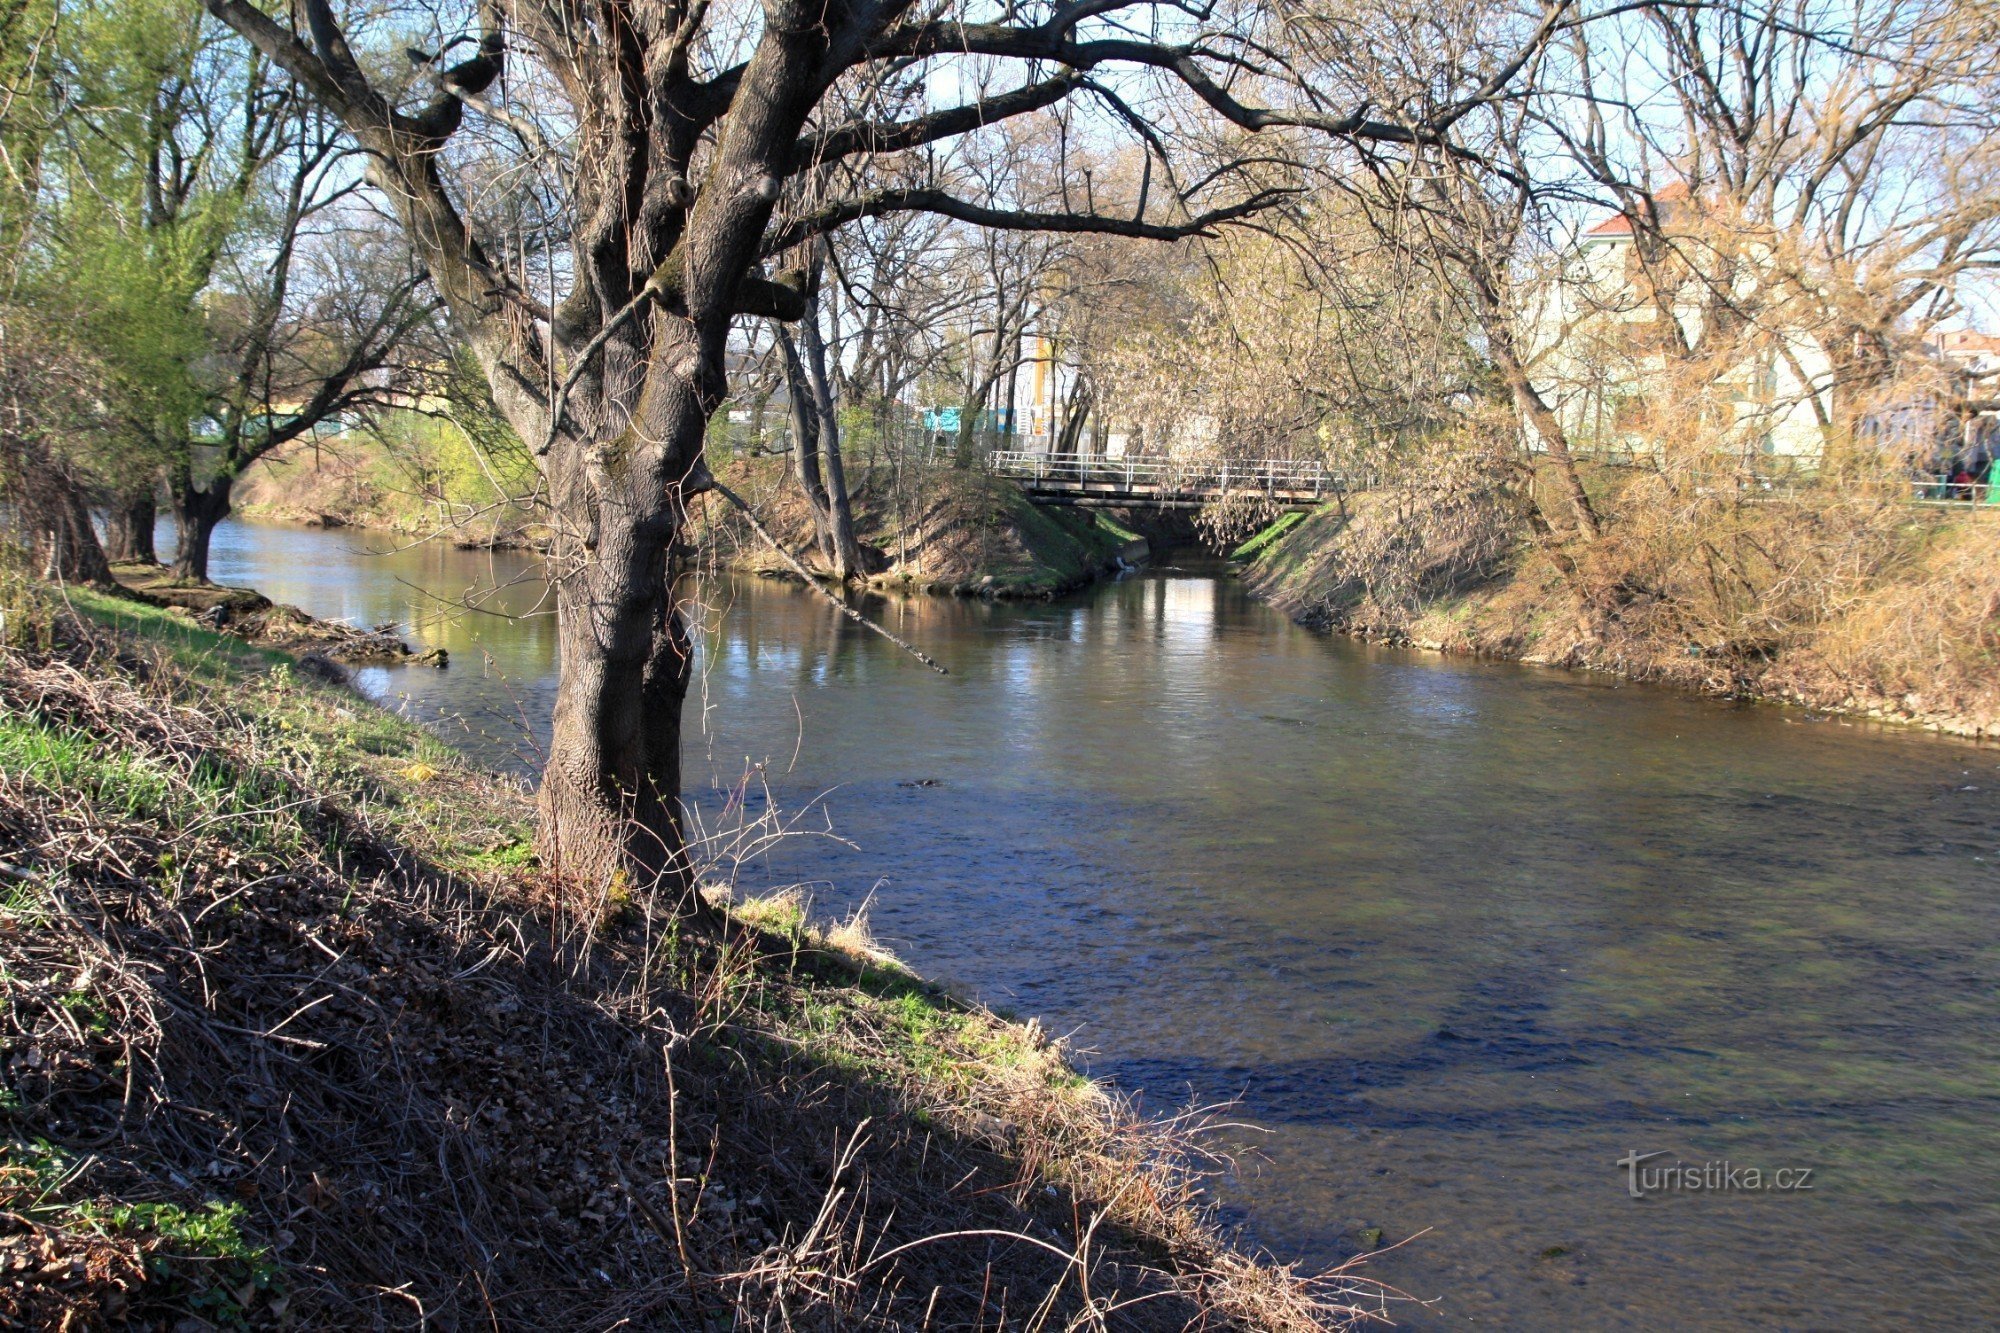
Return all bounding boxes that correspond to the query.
[1585,182,1690,240]
[1940,330,2000,353]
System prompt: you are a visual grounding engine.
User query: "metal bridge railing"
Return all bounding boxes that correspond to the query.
[1639,473,2000,513]
[989,451,1333,496]
[990,450,1997,514]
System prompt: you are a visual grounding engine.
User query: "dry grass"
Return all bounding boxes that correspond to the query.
[1761,516,2000,729]
[0,581,1388,1329]
[1247,466,2000,737]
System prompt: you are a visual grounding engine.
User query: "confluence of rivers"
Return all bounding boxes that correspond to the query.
[193,519,2000,1328]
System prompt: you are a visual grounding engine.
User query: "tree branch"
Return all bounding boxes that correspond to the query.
[797,72,1087,165]
[764,186,1296,256]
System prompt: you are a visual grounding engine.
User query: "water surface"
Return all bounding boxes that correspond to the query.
[194,519,2000,1328]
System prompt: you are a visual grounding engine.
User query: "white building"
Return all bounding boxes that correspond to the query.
[1525,186,1836,463]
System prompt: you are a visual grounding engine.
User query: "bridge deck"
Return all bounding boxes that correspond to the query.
[993,451,1999,515]
[991,451,1338,509]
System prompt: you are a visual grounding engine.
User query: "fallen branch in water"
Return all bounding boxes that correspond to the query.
[709,480,949,676]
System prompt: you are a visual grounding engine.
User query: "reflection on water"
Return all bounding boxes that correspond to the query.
[193,518,2000,1328]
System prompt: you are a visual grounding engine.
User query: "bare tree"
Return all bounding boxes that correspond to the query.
[1540,0,2000,450]
[773,237,867,577]
[203,0,1540,894]
[168,102,435,581]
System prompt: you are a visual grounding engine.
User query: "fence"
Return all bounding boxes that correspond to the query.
[988,451,1338,497]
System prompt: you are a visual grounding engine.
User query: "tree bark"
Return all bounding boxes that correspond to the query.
[22,446,114,586]
[170,470,232,583]
[533,368,709,896]
[953,366,983,469]
[1470,278,1603,542]
[1499,355,1603,541]
[777,328,836,568]
[1055,380,1093,458]
[799,294,863,579]
[104,486,158,564]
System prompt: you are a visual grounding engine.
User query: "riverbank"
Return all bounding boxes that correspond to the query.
[1236,494,2000,739]
[700,456,1148,599]
[232,435,547,551]
[236,436,1147,598]
[0,574,1362,1329]
[107,560,447,668]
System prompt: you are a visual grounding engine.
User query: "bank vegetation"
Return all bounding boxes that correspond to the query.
[0,579,1382,1328]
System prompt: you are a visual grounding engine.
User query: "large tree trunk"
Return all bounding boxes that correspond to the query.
[953,354,984,469]
[1500,358,1602,541]
[533,375,708,896]
[18,443,114,586]
[799,300,863,579]
[171,472,232,583]
[1055,380,1093,459]
[777,327,836,568]
[1473,284,1603,542]
[104,486,159,564]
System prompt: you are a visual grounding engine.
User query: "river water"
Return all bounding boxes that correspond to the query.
[193,518,2000,1328]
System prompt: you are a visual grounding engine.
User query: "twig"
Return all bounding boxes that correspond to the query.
[709,480,949,675]
[533,283,662,457]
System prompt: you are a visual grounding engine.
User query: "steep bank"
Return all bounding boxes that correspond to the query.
[698,457,1148,598]
[1238,493,2000,739]
[0,577,1362,1329]
[233,434,546,550]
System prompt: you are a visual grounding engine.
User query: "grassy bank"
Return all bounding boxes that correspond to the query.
[233,427,545,550]
[1238,487,2000,738]
[0,577,1366,1328]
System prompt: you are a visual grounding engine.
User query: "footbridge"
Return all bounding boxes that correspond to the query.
[990,451,1342,510]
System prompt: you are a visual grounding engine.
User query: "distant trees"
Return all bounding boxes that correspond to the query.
[1545,0,2000,450]
[1269,0,2000,645]
[197,0,1545,894]
[27,0,1977,897]
[0,0,192,582]
[0,0,432,583]
[159,105,433,582]
[774,239,865,579]
[0,296,119,583]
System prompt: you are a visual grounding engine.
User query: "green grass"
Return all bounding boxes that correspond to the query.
[1230,510,1307,562]
[0,712,306,858]
[751,923,1096,1098]
[464,837,536,871]
[0,578,517,885]
[58,585,289,679]
[3,1140,280,1326]
[1002,499,1140,593]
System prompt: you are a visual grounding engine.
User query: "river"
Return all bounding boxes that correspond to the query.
[192,517,2000,1328]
